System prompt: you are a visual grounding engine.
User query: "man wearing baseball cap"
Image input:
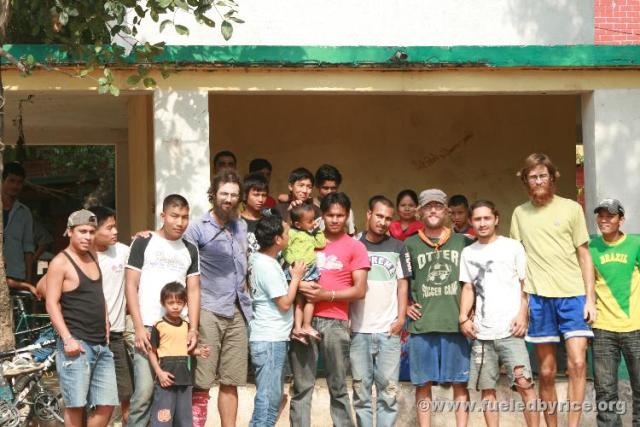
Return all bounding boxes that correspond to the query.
[46,209,118,427]
[589,199,640,426]
[405,189,474,426]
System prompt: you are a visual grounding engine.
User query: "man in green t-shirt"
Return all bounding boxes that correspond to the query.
[589,198,640,427]
[406,189,472,427]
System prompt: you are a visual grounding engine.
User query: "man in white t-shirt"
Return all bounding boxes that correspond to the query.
[125,195,201,427]
[350,196,411,427]
[88,206,133,423]
[458,200,539,427]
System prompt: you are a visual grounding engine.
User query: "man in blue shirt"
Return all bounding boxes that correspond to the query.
[2,162,34,283]
[186,170,252,427]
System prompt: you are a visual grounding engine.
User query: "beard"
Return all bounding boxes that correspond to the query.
[213,201,238,223]
[528,182,555,206]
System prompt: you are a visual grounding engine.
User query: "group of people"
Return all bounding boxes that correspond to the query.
[8,150,639,427]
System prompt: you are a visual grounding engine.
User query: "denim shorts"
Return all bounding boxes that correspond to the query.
[56,339,119,408]
[409,333,470,386]
[468,336,533,391]
[526,294,594,343]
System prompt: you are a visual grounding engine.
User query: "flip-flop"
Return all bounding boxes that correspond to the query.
[291,333,309,345]
[302,330,321,341]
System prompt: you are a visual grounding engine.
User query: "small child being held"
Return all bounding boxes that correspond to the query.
[281,203,326,343]
[148,282,209,427]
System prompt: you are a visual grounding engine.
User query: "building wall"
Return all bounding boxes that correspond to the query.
[210,94,577,230]
[134,0,594,46]
[595,0,640,44]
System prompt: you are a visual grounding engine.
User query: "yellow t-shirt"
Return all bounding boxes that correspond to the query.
[510,196,589,297]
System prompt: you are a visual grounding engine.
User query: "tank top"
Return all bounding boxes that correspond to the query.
[60,251,106,345]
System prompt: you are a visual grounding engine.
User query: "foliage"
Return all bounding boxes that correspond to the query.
[3,0,243,93]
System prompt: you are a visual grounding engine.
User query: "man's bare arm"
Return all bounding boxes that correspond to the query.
[458,282,476,339]
[577,243,597,323]
[299,269,368,303]
[389,278,408,335]
[45,257,83,356]
[186,274,201,352]
[125,268,151,352]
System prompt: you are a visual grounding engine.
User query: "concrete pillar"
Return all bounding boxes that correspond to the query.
[128,95,155,236]
[153,90,211,227]
[582,90,640,235]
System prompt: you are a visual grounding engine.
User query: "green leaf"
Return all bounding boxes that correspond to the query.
[134,5,145,17]
[98,77,108,85]
[80,69,91,77]
[58,11,68,26]
[138,65,150,76]
[228,16,244,24]
[160,68,172,79]
[157,0,173,7]
[198,15,216,27]
[98,84,109,94]
[159,19,172,33]
[174,24,189,35]
[109,85,121,96]
[143,77,157,88]
[221,20,233,40]
[127,74,141,85]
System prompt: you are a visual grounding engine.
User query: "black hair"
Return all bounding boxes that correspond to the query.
[320,192,351,214]
[3,161,26,181]
[396,189,418,207]
[288,167,314,186]
[290,202,315,224]
[162,194,189,211]
[255,214,285,249]
[470,199,499,219]
[243,172,269,201]
[160,281,187,304]
[212,150,237,168]
[368,195,394,211]
[315,164,342,187]
[88,206,116,227]
[448,194,470,209]
[249,158,272,173]
[208,170,243,203]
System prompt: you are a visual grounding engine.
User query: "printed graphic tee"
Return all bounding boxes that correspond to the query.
[127,233,200,326]
[406,232,471,334]
[350,235,412,333]
[459,236,527,340]
[590,234,640,332]
[313,233,370,321]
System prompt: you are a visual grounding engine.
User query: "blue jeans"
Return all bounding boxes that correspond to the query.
[349,333,401,427]
[56,339,119,408]
[249,341,288,427]
[128,345,155,427]
[592,328,640,427]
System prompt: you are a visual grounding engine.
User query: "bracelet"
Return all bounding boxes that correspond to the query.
[330,290,336,303]
[62,335,73,344]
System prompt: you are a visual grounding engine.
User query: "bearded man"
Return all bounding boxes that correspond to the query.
[510,153,596,427]
[184,170,251,427]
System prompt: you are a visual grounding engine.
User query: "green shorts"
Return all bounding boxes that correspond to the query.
[468,336,533,391]
[193,307,248,389]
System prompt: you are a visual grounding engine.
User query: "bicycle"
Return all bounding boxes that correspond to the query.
[11,290,52,348]
[0,339,63,426]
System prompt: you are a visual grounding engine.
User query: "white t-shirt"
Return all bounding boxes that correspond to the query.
[248,253,292,342]
[459,236,527,340]
[98,242,130,333]
[126,233,200,326]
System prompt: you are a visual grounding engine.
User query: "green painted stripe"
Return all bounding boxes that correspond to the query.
[3,44,640,68]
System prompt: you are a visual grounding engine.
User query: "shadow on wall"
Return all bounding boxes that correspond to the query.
[506,0,594,45]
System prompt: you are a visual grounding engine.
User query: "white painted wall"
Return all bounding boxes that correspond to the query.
[582,90,640,234]
[154,90,211,226]
[133,0,594,47]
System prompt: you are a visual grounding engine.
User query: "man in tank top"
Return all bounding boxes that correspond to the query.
[45,209,118,427]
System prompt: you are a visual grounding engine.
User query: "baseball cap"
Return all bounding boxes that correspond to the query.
[594,198,625,216]
[63,209,98,236]
[418,189,448,208]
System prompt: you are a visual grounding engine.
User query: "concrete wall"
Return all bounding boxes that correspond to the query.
[210,94,578,230]
[582,89,640,234]
[134,0,594,46]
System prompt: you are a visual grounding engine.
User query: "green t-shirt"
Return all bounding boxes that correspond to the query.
[589,234,640,332]
[405,232,471,334]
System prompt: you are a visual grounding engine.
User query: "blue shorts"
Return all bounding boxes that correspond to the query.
[526,295,594,344]
[408,333,470,386]
[56,339,119,408]
[284,263,320,281]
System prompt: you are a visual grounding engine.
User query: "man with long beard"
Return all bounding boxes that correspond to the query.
[510,153,596,427]
[185,170,251,427]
